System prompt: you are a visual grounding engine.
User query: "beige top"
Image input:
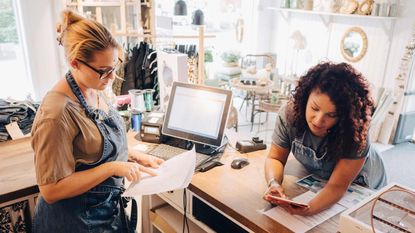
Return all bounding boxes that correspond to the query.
[31,92,103,185]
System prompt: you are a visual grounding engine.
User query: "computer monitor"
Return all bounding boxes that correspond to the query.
[162,82,233,147]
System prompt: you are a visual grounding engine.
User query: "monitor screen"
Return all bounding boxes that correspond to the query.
[162,82,233,147]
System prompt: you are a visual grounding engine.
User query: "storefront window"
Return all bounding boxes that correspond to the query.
[0,0,33,100]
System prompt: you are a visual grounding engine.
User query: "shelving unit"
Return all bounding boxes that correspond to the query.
[64,0,155,44]
[268,7,397,33]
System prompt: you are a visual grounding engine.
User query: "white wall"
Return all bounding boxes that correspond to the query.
[262,0,415,91]
[18,0,62,101]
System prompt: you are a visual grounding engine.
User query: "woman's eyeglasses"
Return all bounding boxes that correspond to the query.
[77,58,123,80]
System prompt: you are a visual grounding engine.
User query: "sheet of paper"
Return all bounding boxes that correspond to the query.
[263,191,346,233]
[149,112,164,118]
[337,183,374,208]
[149,117,158,123]
[296,174,374,208]
[124,147,196,196]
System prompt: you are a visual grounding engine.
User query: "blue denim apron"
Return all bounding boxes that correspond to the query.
[33,72,135,233]
[291,131,387,189]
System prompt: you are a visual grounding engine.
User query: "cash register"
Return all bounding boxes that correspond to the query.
[143,81,233,170]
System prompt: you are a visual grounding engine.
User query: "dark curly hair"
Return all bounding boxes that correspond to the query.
[288,62,374,158]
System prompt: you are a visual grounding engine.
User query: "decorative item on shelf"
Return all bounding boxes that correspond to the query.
[303,0,314,10]
[389,0,399,17]
[340,27,368,63]
[290,0,303,9]
[204,48,213,79]
[235,16,244,43]
[288,30,307,78]
[240,54,275,86]
[371,1,380,16]
[357,0,373,15]
[187,56,198,84]
[281,0,290,8]
[339,0,359,14]
[314,0,341,12]
[313,0,324,11]
[220,50,241,67]
[378,0,390,17]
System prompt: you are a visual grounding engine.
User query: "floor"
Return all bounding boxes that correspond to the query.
[380,142,415,189]
[231,94,415,189]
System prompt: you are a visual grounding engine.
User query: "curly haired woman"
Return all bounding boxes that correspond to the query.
[263,62,387,216]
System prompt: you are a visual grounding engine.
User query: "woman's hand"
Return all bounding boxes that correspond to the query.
[109,161,156,182]
[279,204,312,216]
[263,182,287,203]
[129,150,164,168]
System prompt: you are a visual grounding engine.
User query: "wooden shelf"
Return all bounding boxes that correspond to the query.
[151,205,206,233]
[268,7,398,20]
[79,1,121,7]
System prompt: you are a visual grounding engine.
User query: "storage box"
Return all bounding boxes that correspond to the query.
[339,183,415,233]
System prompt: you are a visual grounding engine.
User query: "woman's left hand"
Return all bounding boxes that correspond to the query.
[129,151,164,168]
[280,204,312,216]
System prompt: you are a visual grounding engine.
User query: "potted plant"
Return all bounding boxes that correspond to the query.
[220,50,241,67]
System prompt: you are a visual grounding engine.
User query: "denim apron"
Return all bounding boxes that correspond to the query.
[291,131,387,189]
[33,72,135,233]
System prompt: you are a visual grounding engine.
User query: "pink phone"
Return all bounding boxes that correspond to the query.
[266,194,310,208]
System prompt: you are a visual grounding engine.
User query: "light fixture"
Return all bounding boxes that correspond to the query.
[190,9,205,84]
[174,0,187,16]
[192,9,204,25]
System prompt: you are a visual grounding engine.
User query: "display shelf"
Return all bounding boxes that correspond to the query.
[268,6,397,35]
[268,7,398,20]
[64,0,155,44]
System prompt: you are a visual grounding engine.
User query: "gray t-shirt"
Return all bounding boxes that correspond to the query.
[272,105,368,159]
[272,104,387,189]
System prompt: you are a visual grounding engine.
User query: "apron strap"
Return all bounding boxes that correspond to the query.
[120,196,138,233]
[65,71,96,119]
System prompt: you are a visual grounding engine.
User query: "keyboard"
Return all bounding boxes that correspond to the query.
[148,144,211,168]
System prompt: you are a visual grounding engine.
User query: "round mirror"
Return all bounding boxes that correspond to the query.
[340,27,368,62]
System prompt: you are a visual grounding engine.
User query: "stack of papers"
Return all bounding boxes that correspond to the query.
[123,147,196,196]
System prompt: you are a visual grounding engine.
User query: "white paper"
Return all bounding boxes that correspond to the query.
[263,191,346,233]
[148,117,158,123]
[296,174,374,208]
[123,147,196,196]
[337,184,374,208]
[149,112,164,118]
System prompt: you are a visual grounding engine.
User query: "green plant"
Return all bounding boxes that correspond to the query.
[204,49,213,63]
[221,50,241,63]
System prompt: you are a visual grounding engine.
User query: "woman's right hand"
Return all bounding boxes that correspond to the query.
[108,161,157,182]
[263,183,287,204]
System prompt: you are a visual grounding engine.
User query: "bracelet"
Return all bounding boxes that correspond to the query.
[267,178,280,188]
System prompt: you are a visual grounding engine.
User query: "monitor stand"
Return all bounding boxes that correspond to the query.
[163,136,218,156]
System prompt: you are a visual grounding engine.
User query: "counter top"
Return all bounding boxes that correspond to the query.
[0,137,38,203]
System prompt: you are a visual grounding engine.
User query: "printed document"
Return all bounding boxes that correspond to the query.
[262,175,374,232]
[296,174,374,208]
[263,191,346,233]
[123,147,196,196]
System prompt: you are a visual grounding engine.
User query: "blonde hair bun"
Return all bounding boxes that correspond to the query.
[61,10,84,29]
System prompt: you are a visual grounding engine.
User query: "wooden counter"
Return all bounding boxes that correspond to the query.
[0,137,38,203]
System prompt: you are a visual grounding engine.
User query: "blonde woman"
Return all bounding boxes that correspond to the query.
[31,10,163,232]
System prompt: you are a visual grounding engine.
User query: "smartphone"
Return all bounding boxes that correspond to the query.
[266,195,310,208]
